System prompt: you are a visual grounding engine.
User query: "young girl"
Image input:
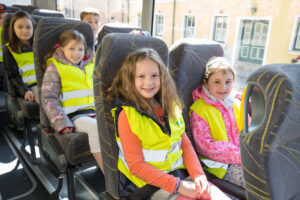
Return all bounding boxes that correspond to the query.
[41,30,103,172]
[105,48,230,200]
[4,11,38,103]
[190,57,245,188]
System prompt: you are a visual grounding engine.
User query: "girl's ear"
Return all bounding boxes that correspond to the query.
[203,79,208,87]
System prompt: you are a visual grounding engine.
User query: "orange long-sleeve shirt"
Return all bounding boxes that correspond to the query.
[118,108,205,193]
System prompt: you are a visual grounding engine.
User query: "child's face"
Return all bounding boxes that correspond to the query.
[205,69,234,100]
[82,14,100,39]
[0,12,8,27]
[14,17,33,42]
[135,58,161,102]
[60,39,85,65]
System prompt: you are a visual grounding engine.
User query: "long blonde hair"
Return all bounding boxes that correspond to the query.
[105,48,182,117]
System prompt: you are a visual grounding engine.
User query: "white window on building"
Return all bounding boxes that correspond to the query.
[213,16,228,43]
[153,14,164,37]
[290,17,300,51]
[183,15,195,38]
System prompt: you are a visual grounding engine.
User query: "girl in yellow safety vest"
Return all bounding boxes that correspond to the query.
[4,11,39,103]
[105,48,230,200]
[190,57,245,188]
[41,30,103,172]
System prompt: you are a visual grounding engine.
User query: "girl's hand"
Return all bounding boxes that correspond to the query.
[195,175,211,200]
[62,127,73,134]
[177,180,197,199]
[24,91,35,102]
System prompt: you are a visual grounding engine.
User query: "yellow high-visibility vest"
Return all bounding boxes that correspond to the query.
[0,27,3,62]
[190,98,241,178]
[112,105,186,188]
[49,58,95,114]
[6,43,36,85]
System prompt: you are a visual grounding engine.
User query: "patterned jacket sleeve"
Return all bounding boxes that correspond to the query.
[190,111,241,165]
[41,64,74,133]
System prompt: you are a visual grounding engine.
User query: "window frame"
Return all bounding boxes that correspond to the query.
[211,15,229,44]
[153,13,165,38]
[182,14,196,38]
[289,15,300,54]
[233,16,272,66]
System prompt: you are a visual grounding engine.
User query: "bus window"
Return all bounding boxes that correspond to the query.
[151,0,300,90]
[5,0,32,6]
[57,0,143,28]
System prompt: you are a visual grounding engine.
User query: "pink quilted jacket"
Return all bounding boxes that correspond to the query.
[190,86,242,165]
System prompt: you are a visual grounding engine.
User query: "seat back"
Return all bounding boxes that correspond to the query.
[94,33,168,198]
[32,9,65,18]
[33,17,94,165]
[240,63,300,200]
[168,39,223,141]
[11,4,36,14]
[6,6,21,13]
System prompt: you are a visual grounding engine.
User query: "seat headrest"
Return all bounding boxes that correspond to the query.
[12,4,36,14]
[97,33,168,89]
[2,13,43,45]
[97,23,141,46]
[32,9,65,18]
[6,6,21,13]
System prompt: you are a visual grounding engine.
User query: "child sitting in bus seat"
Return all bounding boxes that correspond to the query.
[0,3,11,63]
[4,11,39,103]
[41,30,103,172]
[190,56,245,188]
[80,8,100,50]
[105,48,230,200]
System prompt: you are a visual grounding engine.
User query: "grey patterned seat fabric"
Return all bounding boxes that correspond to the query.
[2,14,41,126]
[240,63,300,200]
[95,23,142,65]
[94,33,168,198]
[6,6,21,13]
[11,4,36,14]
[32,9,65,18]
[168,39,247,199]
[34,17,94,165]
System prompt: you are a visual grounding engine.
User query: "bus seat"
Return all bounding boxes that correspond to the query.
[6,6,21,13]
[2,13,41,161]
[34,17,95,199]
[94,33,168,199]
[240,63,300,200]
[95,23,142,65]
[168,39,246,199]
[32,9,65,18]
[11,4,36,14]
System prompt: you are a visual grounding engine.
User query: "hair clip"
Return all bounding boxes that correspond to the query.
[56,43,60,47]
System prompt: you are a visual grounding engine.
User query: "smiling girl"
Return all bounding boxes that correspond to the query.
[190,57,245,188]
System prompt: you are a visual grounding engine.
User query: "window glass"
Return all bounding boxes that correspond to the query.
[183,15,195,38]
[213,16,228,43]
[5,0,31,6]
[153,14,164,37]
[57,0,143,27]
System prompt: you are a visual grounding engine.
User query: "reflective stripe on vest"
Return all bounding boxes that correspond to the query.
[112,105,185,188]
[49,58,95,115]
[190,98,241,179]
[6,44,36,85]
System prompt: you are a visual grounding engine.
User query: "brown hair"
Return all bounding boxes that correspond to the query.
[105,48,182,117]
[8,11,36,53]
[43,29,92,69]
[80,8,100,20]
[203,56,236,83]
